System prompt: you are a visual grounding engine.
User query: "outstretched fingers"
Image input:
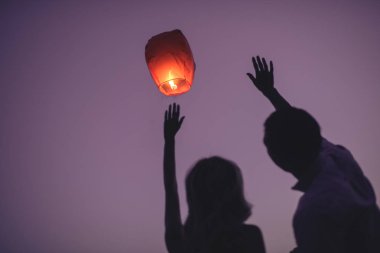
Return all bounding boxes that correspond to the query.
[263,58,269,72]
[174,103,179,120]
[252,55,271,73]
[270,60,274,73]
[169,104,173,119]
[164,103,185,140]
[176,104,180,120]
[170,103,178,120]
[165,103,183,121]
[256,56,264,71]
[247,55,275,94]
[252,57,259,73]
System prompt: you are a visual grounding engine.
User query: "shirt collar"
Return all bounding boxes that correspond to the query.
[291,139,333,192]
[292,156,322,192]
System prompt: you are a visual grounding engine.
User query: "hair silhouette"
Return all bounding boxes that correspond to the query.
[184,156,251,235]
[264,108,322,176]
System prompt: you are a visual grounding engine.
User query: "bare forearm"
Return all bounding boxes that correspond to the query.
[164,139,177,190]
[263,88,292,111]
[163,139,185,252]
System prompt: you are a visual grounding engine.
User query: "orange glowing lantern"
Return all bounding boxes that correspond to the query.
[145,29,195,96]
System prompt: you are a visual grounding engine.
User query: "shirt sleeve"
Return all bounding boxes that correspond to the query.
[322,138,376,204]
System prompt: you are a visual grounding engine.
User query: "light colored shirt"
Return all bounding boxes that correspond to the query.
[291,139,380,253]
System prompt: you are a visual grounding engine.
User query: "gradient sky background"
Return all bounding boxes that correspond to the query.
[1,0,380,252]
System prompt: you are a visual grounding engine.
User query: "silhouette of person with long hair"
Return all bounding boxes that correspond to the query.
[246,56,380,253]
[163,103,266,253]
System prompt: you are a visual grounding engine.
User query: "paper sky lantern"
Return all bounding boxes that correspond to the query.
[145,29,195,96]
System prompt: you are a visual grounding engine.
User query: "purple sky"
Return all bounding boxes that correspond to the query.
[1,1,380,252]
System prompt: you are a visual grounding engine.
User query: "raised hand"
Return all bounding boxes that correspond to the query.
[164,103,185,141]
[247,56,274,95]
[246,56,291,110]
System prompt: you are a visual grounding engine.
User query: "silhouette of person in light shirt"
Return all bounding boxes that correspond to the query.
[162,103,266,253]
[247,56,380,253]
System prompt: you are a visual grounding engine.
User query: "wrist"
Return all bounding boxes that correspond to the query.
[262,87,278,97]
[165,137,175,143]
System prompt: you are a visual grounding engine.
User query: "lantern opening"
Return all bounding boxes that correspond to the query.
[159,78,190,96]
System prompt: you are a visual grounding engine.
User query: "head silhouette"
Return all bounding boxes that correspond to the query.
[184,156,251,233]
[264,108,322,177]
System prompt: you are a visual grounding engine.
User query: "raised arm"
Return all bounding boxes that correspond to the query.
[163,103,186,253]
[247,56,292,110]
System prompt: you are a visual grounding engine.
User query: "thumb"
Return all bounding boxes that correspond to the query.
[178,116,185,128]
[246,73,256,82]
